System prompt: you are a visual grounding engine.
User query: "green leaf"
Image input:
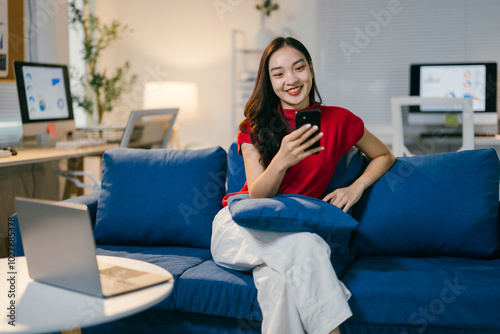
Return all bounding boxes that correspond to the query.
[68,0,137,123]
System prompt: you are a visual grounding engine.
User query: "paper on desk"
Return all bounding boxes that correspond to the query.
[47,122,58,138]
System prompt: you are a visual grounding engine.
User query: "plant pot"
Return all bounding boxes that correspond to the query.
[255,28,274,49]
[85,110,98,128]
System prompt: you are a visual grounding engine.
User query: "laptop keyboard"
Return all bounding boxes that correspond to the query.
[99,266,142,295]
[97,261,173,297]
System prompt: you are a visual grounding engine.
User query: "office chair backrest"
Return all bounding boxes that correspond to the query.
[120,108,179,148]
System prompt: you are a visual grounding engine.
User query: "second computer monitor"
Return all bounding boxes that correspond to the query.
[409,62,497,127]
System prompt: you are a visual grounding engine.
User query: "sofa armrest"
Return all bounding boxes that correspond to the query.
[9,213,22,257]
[61,192,100,228]
[11,192,100,257]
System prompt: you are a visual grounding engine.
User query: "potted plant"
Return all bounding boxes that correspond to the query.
[68,0,137,125]
[255,0,279,17]
[255,0,279,49]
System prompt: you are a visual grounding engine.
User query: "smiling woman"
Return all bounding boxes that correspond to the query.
[268,47,313,110]
[211,36,396,334]
[241,37,323,167]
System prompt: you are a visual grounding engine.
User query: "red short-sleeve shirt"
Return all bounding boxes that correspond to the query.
[222,104,364,206]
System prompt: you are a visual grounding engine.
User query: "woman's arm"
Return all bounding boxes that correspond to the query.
[242,124,324,198]
[323,127,396,212]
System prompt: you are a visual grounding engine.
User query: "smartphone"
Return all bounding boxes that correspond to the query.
[295,109,321,153]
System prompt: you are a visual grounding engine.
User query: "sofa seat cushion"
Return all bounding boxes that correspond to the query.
[342,256,500,330]
[175,255,357,321]
[176,260,261,321]
[96,246,212,311]
[331,255,357,278]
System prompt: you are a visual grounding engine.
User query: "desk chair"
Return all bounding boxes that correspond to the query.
[120,108,178,148]
[391,97,474,157]
[58,108,179,194]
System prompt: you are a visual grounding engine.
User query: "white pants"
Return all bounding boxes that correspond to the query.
[210,207,352,334]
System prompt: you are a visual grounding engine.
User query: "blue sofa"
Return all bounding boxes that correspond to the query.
[13,144,500,334]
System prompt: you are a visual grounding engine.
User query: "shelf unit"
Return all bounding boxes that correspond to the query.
[231,30,263,141]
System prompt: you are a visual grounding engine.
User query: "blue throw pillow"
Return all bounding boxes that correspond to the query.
[351,148,500,258]
[227,194,359,250]
[94,147,227,248]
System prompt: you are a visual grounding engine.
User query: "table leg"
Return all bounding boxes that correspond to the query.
[62,329,82,334]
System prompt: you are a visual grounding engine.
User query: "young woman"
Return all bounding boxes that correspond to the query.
[211,37,395,334]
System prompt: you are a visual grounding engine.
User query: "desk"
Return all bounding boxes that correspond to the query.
[0,255,173,333]
[0,144,118,255]
[403,134,500,157]
[0,144,118,168]
[474,135,500,148]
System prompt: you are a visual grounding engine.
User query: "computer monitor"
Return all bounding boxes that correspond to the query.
[14,61,76,142]
[409,62,497,128]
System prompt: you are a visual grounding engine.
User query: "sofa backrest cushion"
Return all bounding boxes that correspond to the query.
[325,146,370,194]
[351,148,500,258]
[94,147,227,248]
[226,142,246,194]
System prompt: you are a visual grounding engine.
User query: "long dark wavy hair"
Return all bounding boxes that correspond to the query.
[240,37,322,168]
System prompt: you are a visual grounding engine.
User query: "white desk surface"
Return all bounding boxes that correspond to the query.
[413,134,500,146]
[473,135,500,146]
[0,144,119,168]
[0,255,173,333]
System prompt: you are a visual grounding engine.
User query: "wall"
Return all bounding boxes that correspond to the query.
[92,0,316,151]
[315,0,500,140]
[24,0,69,63]
[92,1,500,148]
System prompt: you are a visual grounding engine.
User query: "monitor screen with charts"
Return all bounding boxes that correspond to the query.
[14,61,75,139]
[409,62,497,127]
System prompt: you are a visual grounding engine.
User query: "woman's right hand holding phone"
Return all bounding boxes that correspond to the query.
[274,124,324,170]
[242,124,323,199]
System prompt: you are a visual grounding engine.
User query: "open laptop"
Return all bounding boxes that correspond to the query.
[14,197,173,298]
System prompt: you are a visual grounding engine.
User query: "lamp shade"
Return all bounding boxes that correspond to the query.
[143,81,199,122]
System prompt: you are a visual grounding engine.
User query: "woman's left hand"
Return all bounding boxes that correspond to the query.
[323,127,396,213]
[322,183,364,213]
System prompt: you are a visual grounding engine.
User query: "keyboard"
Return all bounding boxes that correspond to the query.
[474,132,498,137]
[55,138,108,150]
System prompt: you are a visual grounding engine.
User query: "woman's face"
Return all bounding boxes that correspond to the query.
[268,45,313,110]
